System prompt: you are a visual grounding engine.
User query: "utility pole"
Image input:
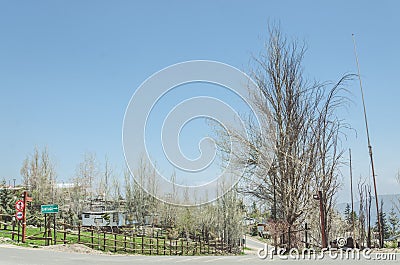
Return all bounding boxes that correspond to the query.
[314,191,327,248]
[352,34,383,248]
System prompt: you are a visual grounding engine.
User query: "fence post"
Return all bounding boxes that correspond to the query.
[91,226,94,249]
[103,232,106,251]
[78,225,81,243]
[49,220,52,245]
[124,234,127,252]
[141,235,144,254]
[44,214,47,246]
[17,221,20,243]
[114,233,117,252]
[149,238,152,255]
[63,223,67,244]
[193,240,195,255]
[12,220,15,241]
[53,214,56,245]
[163,238,166,255]
[133,233,136,254]
[156,236,159,255]
[199,237,202,254]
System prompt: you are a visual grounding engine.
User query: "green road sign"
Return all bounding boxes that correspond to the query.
[41,204,59,214]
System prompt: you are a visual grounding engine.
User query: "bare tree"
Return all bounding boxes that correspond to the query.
[216,26,352,248]
[365,184,372,247]
[217,186,244,252]
[67,152,99,224]
[159,171,178,229]
[96,156,112,205]
[312,81,350,243]
[75,152,99,201]
[124,167,135,225]
[357,177,367,248]
[21,147,56,205]
[110,175,122,211]
[130,157,158,226]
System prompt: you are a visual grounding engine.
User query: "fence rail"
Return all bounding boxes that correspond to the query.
[0,218,240,255]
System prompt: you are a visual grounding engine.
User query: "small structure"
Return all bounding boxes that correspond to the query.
[81,210,126,227]
[257,223,270,238]
[385,234,400,248]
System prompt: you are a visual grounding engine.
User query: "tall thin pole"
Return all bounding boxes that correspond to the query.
[273,174,277,253]
[318,191,327,248]
[352,34,382,248]
[22,191,27,243]
[349,149,356,246]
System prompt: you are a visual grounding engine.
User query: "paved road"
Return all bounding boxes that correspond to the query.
[0,244,398,265]
[244,236,267,251]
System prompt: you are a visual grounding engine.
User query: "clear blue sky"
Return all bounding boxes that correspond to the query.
[1,1,399,203]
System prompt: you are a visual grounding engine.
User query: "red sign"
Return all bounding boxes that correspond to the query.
[15,211,24,220]
[15,200,24,211]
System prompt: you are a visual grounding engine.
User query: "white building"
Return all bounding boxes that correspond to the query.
[81,210,126,227]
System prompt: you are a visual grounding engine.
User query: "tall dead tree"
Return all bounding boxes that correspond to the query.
[21,147,56,205]
[216,26,352,248]
[365,184,372,247]
[357,177,367,248]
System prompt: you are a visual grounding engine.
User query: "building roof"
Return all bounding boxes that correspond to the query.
[82,210,125,214]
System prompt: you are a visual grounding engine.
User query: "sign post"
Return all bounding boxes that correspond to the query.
[41,204,58,245]
[54,213,56,245]
[21,191,32,243]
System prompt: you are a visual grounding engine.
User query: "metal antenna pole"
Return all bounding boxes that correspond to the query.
[349,149,356,247]
[352,34,383,248]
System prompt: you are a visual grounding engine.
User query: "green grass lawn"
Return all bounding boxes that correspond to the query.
[0,225,225,255]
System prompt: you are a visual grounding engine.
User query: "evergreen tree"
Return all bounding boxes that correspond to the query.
[344,203,357,227]
[388,207,399,237]
[375,201,390,240]
[0,179,15,217]
[344,203,351,223]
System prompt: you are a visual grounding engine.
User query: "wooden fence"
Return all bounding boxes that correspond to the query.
[0,216,241,255]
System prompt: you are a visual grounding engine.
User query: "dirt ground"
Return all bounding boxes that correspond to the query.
[42,243,105,254]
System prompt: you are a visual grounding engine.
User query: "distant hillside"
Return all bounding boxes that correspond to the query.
[337,194,400,224]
